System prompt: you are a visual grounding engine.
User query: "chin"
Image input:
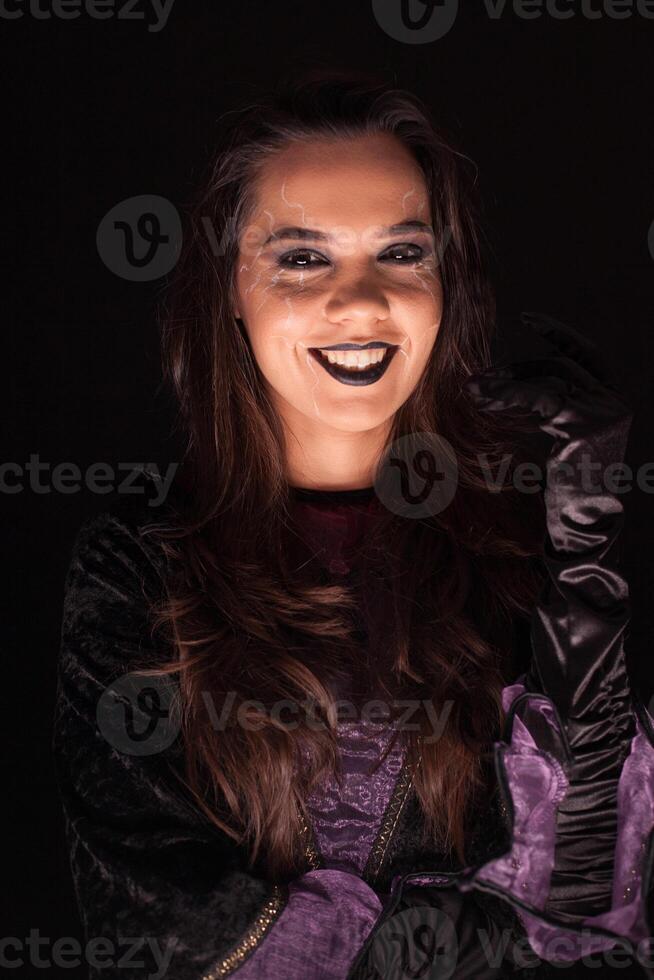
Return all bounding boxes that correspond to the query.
[320,404,396,432]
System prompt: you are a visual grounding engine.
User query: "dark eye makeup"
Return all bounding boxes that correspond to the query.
[275,242,428,270]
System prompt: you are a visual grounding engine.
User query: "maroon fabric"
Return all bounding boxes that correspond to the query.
[289,484,381,577]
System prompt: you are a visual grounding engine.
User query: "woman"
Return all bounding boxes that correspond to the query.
[53,70,654,979]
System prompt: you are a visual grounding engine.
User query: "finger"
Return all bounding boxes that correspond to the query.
[468,355,600,397]
[465,374,566,419]
[520,312,617,390]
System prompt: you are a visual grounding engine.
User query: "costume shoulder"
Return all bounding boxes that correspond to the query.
[60,465,182,662]
[53,464,288,979]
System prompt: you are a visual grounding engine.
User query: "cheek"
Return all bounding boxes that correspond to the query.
[247,317,294,368]
[244,288,326,361]
[397,280,443,349]
[242,301,312,372]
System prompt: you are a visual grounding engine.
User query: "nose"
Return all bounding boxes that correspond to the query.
[323,272,390,327]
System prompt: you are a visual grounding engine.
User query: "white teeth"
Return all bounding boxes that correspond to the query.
[318,348,388,370]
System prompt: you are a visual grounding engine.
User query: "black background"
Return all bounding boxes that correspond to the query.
[4,2,654,977]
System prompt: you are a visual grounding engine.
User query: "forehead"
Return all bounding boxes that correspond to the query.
[247,132,430,230]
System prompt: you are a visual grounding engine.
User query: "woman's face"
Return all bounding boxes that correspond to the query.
[232,132,444,440]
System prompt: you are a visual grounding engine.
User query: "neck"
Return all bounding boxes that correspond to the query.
[278,397,390,492]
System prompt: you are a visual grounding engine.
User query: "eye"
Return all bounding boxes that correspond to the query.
[277,249,329,269]
[379,242,425,264]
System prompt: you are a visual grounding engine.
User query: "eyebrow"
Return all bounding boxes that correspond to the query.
[262,220,435,246]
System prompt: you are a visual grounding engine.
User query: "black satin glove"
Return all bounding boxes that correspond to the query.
[464,311,636,920]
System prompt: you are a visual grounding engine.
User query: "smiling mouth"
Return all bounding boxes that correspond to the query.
[308,345,399,386]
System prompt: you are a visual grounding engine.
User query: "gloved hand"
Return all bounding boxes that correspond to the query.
[464,311,636,920]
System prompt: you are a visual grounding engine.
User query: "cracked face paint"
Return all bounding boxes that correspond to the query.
[232,132,444,470]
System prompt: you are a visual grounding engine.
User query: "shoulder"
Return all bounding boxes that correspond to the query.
[56,467,191,730]
[59,466,189,687]
[63,465,185,598]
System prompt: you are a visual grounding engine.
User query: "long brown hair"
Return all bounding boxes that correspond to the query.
[141,69,545,879]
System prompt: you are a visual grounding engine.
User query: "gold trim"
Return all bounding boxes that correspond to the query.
[362,750,422,886]
[300,811,323,871]
[202,885,286,979]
